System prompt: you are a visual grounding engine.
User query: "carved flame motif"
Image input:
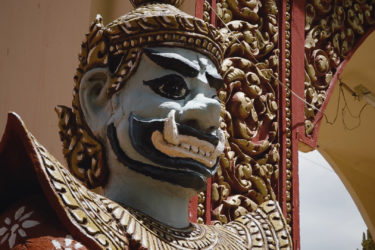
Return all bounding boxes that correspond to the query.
[213,0,279,224]
[304,0,375,135]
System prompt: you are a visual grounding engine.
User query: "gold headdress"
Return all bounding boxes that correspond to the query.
[56,0,225,188]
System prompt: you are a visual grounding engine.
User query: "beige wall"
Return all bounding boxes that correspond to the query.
[90,0,196,25]
[0,0,91,163]
[0,0,196,164]
[317,31,375,237]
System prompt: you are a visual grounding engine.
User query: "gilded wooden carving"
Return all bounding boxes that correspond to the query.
[304,0,375,135]
[203,0,212,23]
[284,0,293,228]
[213,0,280,224]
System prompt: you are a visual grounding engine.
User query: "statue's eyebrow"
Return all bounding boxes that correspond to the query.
[144,48,200,78]
[206,72,224,90]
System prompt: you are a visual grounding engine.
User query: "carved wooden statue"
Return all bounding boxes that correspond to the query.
[0,0,292,249]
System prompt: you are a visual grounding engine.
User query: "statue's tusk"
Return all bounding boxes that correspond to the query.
[163,110,180,145]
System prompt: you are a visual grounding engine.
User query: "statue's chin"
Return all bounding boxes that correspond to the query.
[106,113,220,191]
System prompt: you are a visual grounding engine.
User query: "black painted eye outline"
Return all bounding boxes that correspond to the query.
[143,74,190,100]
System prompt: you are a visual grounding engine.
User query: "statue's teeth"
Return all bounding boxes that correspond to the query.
[181,143,190,150]
[155,111,225,168]
[163,110,179,145]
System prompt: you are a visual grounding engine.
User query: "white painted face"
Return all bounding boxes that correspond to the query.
[80,47,224,191]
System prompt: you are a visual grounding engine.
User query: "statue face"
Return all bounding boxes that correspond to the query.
[81,47,224,191]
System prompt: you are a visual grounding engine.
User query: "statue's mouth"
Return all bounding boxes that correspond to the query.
[107,111,224,190]
[151,110,224,169]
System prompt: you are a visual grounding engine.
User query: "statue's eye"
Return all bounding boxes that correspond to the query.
[143,74,190,100]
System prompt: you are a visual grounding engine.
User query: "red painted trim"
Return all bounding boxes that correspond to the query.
[290,0,305,249]
[195,0,204,19]
[278,0,287,217]
[210,0,216,26]
[205,0,217,225]
[297,26,375,148]
[188,0,205,223]
[188,195,198,222]
[205,177,212,223]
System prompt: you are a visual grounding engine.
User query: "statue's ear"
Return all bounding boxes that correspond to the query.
[79,68,111,136]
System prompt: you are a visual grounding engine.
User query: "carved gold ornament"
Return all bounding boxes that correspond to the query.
[213,0,280,224]
[284,0,293,227]
[304,0,375,135]
[56,1,225,188]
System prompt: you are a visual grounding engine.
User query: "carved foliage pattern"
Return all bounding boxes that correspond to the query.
[213,0,280,224]
[304,0,375,135]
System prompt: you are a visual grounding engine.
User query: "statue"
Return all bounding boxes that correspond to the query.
[0,0,292,249]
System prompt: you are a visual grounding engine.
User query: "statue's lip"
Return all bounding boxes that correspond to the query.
[128,113,219,175]
[106,113,220,191]
[173,121,219,146]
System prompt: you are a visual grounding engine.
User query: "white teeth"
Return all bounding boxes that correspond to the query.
[182,143,190,150]
[163,110,179,145]
[152,130,217,168]
[176,143,212,158]
[153,109,225,168]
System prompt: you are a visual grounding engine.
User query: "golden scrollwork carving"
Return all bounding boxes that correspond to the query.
[197,191,206,224]
[304,0,375,135]
[284,0,293,230]
[212,0,280,224]
[203,0,212,23]
[219,0,262,22]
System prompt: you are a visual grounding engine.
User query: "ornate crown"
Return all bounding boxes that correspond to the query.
[130,0,184,7]
[56,0,225,188]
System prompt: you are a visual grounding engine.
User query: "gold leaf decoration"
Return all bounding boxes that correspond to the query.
[213,0,280,224]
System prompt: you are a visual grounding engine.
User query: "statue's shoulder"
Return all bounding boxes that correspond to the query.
[0,113,130,249]
[0,113,292,250]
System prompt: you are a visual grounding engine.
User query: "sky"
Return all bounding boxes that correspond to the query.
[299,150,367,250]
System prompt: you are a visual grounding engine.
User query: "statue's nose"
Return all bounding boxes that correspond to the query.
[179,93,221,133]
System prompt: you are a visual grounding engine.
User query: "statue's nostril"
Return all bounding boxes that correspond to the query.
[207,126,218,134]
